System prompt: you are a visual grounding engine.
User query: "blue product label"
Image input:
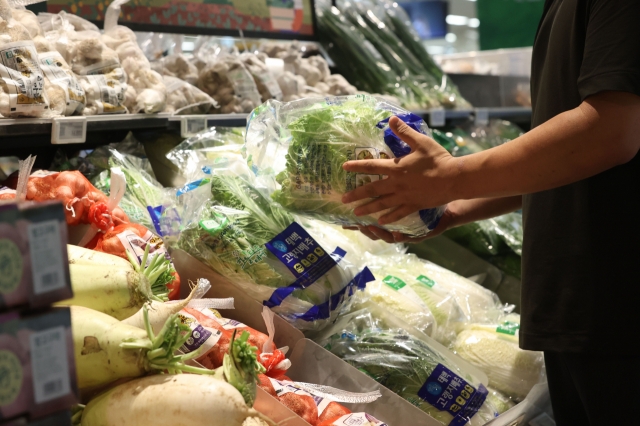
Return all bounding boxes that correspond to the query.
[176,178,211,196]
[419,207,444,230]
[265,222,337,281]
[418,364,488,426]
[295,266,375,322]
[147,205,165,236]
[377,113,427,158]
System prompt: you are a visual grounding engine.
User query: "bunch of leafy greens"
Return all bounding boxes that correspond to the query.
[91,149,165,231]
[273,97,392,225]
[175,168,355,313]
[320,308,496,425]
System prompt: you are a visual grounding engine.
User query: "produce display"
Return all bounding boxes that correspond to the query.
[167,157,373,331]
[315,0,470,110]
[0,0,552,424]
[316,306,498,426]
[452,318,544,401]
[245,95,446,237]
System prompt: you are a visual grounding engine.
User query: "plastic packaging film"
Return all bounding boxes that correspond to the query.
[160,157,374,331]
[244,95,447,238]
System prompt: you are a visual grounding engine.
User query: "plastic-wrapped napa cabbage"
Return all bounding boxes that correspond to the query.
[168,159,374,331]
[451,316,545,401]
[361,252,503,346]
[315,305,498,426]
[244,95,446,238]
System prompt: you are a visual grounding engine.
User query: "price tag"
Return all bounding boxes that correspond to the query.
[475,108,489,126]
[51,116,86,144]
[28,219,66,295]
[429,108,446,127]
[29,326,71,404]
[181,116,208,138]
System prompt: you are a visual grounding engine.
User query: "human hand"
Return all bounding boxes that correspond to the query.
[342,204,459,244]
[342,116,458,226]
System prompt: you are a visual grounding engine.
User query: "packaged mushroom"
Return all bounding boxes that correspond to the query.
[196,46,261,114]
[240,52,282,102]
[101,0,166,114]
[0,0,50,118]
[11,7,85,116]
[40,11,129,115]
[163,75,218,115]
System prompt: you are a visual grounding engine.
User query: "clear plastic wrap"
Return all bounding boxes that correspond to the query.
[315,305,498,426]
[338,0,438,109]
[451,317,545,402]
[195,44,262,114]
[156,53,199,85]
[245,95,446,237]
[23,8,88,117]
[380,0,471,109]
[101,0,166,114]
[0,0,50,118]
[165,126,245,179]
[360,252,504,346]
[92,149,165,232]
[40,11,128,115]
[163,75,218,115]
[315,0,421,109]
[165,159,374,331]
[240,52,283,102]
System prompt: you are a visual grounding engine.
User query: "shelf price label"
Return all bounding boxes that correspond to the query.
[51,116,87,144]
[475,108,489,126]
[429,108,446,127]
[181,116,208,138]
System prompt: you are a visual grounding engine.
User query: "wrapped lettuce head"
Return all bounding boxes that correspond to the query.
[245,95,446,237]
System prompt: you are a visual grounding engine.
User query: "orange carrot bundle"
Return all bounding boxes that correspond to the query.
[180,307,289,378]
[25,171,128,229]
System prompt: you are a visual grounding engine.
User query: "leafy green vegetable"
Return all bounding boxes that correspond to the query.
[174,164,360,330]
[273,97,391,222]
[91,149,165,230]
[381,0,471,109]
[247,95,443,237]
[220,330,265,407]
[320,308,497,425]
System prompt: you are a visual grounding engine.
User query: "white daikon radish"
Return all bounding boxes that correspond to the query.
[80,374,271,426]
[70,305,210,390]
[121,279,233,335]
[60,244,171,319]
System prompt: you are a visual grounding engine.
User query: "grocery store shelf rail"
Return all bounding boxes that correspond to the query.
[0,108,531,149]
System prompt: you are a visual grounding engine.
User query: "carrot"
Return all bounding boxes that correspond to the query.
[278,393,319,425]
[317,402,352,424]
[181,307,269,369]
[25,171,128,229]
[258,374,277,398]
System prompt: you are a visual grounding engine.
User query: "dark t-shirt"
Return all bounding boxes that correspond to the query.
[521,0,640,353]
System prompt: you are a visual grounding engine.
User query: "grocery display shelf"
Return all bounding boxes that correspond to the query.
[0,108,531,152]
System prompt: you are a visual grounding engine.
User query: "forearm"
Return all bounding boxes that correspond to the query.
[448,196,522,228]
[451,92,640,200]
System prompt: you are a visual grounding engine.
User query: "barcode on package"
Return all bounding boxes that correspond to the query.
[27,219,66,294]
[59,121,85,140]
[29,326,71,404]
